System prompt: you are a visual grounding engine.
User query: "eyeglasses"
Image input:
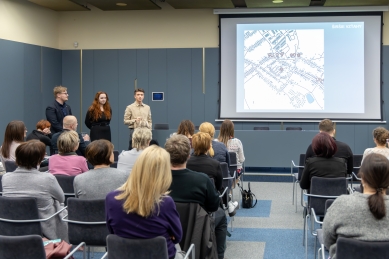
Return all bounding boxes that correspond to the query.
[61,92,69,95]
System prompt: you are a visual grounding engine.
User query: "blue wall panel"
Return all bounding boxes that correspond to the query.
[42,47,62,114]
[81,50,94,133]
[204,48,220,128]
[191,48,205,127]
[136,50,149,96]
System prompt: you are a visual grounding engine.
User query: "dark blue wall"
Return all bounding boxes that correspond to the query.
[0,38,388,166]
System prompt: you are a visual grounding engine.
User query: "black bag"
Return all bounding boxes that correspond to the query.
[239,182,257,208]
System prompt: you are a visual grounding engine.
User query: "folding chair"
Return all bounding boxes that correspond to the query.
[0,234,46,259]
[350,154,363,188]
[314,199,334,259]
[54,175,76,205]
[336,237,389,259]
[221,162,236,231]
[291,154,305,212]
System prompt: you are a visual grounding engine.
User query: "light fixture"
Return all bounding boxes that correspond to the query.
[273,0,283,3]
[116,3,127,6]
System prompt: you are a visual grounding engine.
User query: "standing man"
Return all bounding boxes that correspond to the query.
[123,88,152,149]
[305,119,354,175]
[46,86,72,134]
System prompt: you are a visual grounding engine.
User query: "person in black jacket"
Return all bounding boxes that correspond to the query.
[165,134,227,259]
[26,120,52,147]
[85,91,112,141]
[46,86,72,134]
[305,119,353,175]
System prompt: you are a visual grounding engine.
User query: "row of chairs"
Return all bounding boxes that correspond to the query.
[154,124,304,131]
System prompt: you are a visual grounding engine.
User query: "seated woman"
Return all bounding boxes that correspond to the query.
[199,122,230,166]
[26,119,52,147]
[323,153,389,259]
[49,130,88,176]
[361,127,389,164]
[176,120,195,147]
[106,145,184,259]
[299,132,347,191]
[2,140,68,241]
[118,127,152,174]
[73,139,127,199]
[218,119,245,178]
[0,120,26,163]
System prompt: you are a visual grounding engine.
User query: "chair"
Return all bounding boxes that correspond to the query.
[286,127,302,131]
[303,177,348,259]
[0,175,2,195]
[62,198,108,259]
[110,162,118,168]
[0,196,66,236]
[253,126,269,130]
[154,123,169,130]
[104,234,169,259]
[336,237,389,259]
[113,150,119,162]
[351,154,363,187]
[291,154,305,212]
[220,162,236,231]
[0,234,46,259]
[54,175,76,205]
[228,152,238,178]
[316,199,335,259]
[4,161,17,172]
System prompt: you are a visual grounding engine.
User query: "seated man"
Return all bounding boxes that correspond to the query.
[165,134,227,259]
[51,115,90,156]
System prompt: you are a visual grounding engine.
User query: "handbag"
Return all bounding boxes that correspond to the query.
[43,239,73,259]
[239,182,257,208]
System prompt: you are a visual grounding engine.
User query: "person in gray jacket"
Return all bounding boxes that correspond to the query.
[73,140,127,199]
[323,153,389,259]
[2,140,68,241]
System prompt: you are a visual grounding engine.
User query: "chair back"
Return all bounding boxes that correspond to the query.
[110,162,118,168]
[66,198,108,247]
[310,177,347,216]
[325,199,335,213]
[298,153,306,180]
[113,150,119,162]
[352,154,363,179]
[54,175,75,205]
[336,237,389,259]
[0,175,2,194]
[4,161,17,172]
[228,152,237,177]
[154,124,169,130]
[253,127,269,130]
[0,196,41,236]
[220,162,230,205]
[286,127,302,131]
[0,234,46,259]
[106,234,168,259]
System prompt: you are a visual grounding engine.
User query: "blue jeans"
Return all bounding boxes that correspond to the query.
[214,207,227,259]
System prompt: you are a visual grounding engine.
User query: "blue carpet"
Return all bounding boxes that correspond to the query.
[243,175,292,183]
[72,250,105,259]
[236,200,271,217]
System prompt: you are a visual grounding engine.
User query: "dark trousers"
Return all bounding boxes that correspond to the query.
[128,128,134,150]
[214,207,227,259]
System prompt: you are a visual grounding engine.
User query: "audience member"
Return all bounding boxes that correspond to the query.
[46,86,72,134]
[323,153,389,259]
[361,127,389,163]
[300,132,347,191]
[51,115,90,156]
[165,134,227,259]
[26,119,52,147]
[305,119,353,175]
[85,91,112,141]
[106,145,185,259]
[117,126,152,174]
[0,120,26,163]
[49,130,88,176]
[199,122,230,166]
[218,119,245,178]
[2,140,68,241]
[73,140,127,199]
[176,120,195,147]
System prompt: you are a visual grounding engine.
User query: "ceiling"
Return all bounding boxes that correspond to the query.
[20,0,389,11]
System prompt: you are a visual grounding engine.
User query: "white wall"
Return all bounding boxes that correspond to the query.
[0,0,59,48]
[58,3,218,50]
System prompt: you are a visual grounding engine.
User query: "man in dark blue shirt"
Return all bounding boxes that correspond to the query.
[46,86,72,134]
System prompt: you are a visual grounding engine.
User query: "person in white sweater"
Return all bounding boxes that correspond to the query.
[323,153,389,259]
[361,127,389,164]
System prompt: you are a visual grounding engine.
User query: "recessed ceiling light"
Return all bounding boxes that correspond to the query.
[273,0,283,3]
[116,3,127,6]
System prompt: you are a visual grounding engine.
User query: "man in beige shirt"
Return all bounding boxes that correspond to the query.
[124,88,152,149]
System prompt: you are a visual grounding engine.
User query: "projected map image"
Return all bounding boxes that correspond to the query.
[243,29,324,111]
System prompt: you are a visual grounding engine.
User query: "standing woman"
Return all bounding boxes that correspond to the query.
[85,91,112,141]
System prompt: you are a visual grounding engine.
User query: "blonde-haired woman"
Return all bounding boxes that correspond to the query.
[49,130,88,176]
[218,119,245,178]
[106,145,184,259]
[199,122,230,166]
[361,127,389,164]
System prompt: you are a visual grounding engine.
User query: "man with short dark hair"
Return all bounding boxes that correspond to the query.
[305,119,354,175]
[46,86,72,134]
[124,88,152,149]
[165,134,227,259]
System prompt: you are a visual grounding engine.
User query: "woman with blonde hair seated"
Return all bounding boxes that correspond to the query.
[106,145,185,259]
[323,153,389,259]
[199,122,230,166]
[361,127,389,164]
[49,130,88,176]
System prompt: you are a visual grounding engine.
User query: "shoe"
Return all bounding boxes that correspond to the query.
[228,201,238,216]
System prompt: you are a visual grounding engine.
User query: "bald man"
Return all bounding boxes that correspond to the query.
[50,116,90,156]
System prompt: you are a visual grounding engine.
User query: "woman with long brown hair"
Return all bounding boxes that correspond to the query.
[85,91,112,141]
[0,121,26,163]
